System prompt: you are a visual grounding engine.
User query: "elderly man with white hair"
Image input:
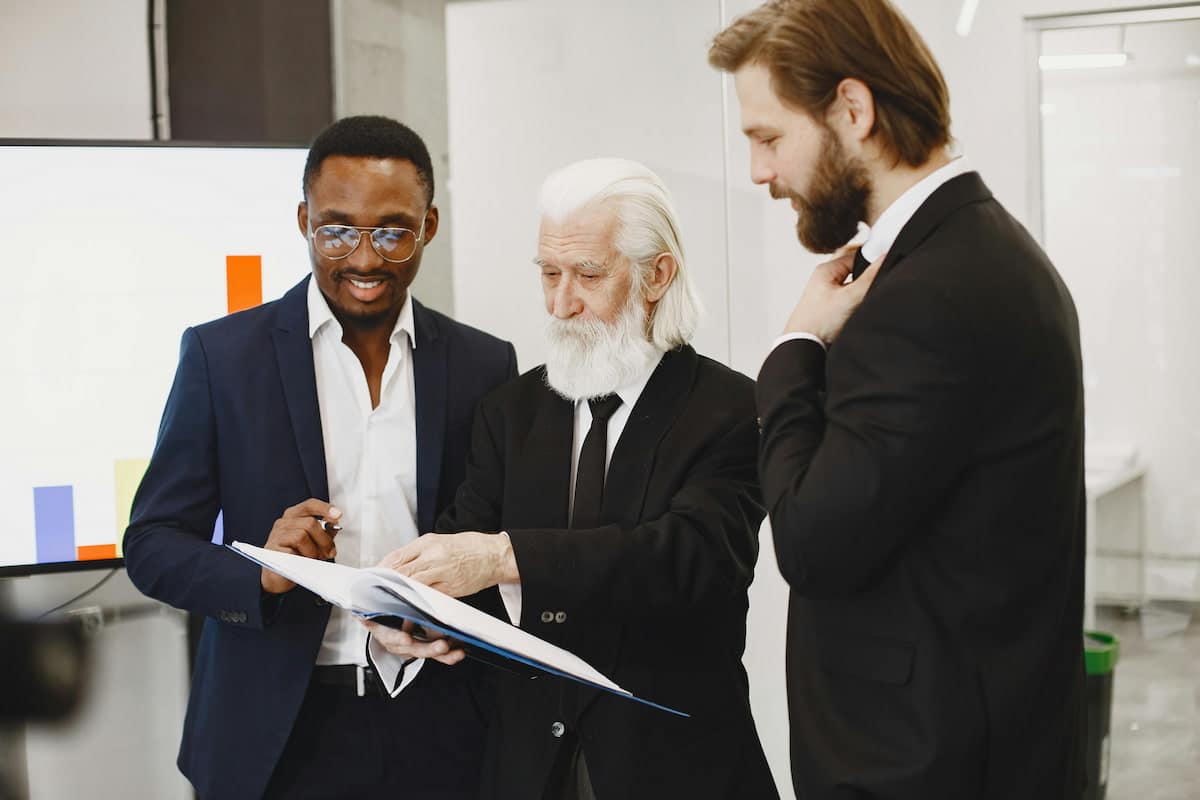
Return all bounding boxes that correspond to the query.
[366,158,778,800]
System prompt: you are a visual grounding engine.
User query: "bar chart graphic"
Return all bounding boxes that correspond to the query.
[14,258,268,569]
[2,143,306,573]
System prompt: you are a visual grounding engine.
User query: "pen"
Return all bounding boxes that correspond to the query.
[314,515,342,533]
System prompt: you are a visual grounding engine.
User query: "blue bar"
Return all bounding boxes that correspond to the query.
[212,510,224,544]
[34,485,76,564]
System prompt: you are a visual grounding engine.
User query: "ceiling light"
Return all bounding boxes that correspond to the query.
[1039,53,1129,70]
[956,0,980,37]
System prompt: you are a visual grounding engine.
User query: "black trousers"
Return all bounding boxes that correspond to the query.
[264,664,487,800]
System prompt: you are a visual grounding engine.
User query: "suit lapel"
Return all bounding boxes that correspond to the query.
[272,277,329,501]
[510,374,575,530]
[412,300,447,534]
[874,171,993,280]
[601,346,697,527]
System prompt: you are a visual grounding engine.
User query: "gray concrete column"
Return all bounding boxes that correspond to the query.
[332,0,455,314]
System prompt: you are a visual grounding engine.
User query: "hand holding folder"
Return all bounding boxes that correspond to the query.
[230,541,686,716]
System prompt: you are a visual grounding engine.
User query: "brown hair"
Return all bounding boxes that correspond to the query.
[709,0,951,167]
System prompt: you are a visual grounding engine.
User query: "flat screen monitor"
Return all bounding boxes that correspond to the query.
[0,141,309,576]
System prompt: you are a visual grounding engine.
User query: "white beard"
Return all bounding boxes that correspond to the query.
[543,290,664,402]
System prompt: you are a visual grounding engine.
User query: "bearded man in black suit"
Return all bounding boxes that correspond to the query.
[710,2,1087,799]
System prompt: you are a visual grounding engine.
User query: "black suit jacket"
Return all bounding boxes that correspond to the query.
[124,276,516,800]
[758,173,1086,799]
[438,345,778,800]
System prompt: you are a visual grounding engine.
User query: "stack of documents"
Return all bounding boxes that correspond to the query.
[231,542,685,716]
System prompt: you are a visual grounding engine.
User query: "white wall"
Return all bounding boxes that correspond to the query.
[0,0,153,140]
[445,0,731,371]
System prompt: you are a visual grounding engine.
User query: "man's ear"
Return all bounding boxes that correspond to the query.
[829,77,876,147]
[422,205,440,244]
[644,252,678,304]
[297,202,309,237]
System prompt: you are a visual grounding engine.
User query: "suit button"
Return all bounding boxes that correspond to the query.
[554,611,567,624]
[237,612,247,623]
[540,611,554,623]
[551,721,565,738]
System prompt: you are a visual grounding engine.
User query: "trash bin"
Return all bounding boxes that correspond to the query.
[1083,631,1119,800]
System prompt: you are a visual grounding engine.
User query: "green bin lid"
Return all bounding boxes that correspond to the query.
[1083,631,1119,675]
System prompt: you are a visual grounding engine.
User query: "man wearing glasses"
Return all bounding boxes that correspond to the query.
[125,116,516,800]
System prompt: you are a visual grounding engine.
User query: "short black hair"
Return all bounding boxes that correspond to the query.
[302,115,435,204]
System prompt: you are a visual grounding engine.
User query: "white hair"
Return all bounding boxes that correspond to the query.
[537,157,702,351]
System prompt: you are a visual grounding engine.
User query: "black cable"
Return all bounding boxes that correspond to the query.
[37,568,118,619]
[147,0,162,140]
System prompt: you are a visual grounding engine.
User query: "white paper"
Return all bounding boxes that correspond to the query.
[231,541,627,695]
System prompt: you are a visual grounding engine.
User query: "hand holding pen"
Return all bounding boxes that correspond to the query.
[259,499,342,594]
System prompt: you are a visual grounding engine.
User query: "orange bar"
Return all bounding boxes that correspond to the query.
[77,544,118,561]
[226,255,263,314]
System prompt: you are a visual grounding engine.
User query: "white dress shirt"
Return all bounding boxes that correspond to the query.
[496,353,664,626]
[307,278,424,692]
[771,155,972,354]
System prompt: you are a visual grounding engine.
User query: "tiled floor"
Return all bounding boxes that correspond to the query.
[1099,604,1200,800]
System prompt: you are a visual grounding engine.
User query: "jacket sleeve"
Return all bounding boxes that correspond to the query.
[757,278,974,597]
[123,328,272,628]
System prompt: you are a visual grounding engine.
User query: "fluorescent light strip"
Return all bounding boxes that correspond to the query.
[956,0,980,37]
[1038,53,1128,70]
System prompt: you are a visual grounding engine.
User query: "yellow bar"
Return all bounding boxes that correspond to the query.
[114,458,149,557]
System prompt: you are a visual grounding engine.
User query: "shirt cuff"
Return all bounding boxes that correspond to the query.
[496,531,522,626]
[366,632,426,698]
[770,332,827,353]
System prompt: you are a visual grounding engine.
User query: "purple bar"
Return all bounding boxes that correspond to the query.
[34,485,75,564]
[212,510,224,544]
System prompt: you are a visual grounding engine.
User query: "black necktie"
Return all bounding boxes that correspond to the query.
[852,248,871,280]
[571,394,623,529]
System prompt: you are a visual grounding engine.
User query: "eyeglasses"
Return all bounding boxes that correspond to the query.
[308,218,427,264]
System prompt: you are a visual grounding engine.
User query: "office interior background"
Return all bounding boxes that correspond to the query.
[1,0,1196,797]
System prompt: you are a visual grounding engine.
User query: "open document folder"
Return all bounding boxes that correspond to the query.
[230,542,686,717]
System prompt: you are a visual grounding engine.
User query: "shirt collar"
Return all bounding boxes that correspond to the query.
[860,155,972,264]
[306,276,417,348]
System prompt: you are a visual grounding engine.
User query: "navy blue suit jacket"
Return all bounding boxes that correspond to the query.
[124,276,516,799]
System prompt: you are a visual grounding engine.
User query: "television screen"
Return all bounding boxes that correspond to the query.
[0,142,309,576]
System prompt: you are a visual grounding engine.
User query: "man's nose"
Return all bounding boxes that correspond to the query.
[750,152,774,186]
[551,279,582,319]
[347,230,384,269]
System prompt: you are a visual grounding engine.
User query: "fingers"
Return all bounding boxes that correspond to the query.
[265,500,339,561]
[283,498,340,521]
[379,538,427,571]
[361,619,466,662]
[819,247,858,285]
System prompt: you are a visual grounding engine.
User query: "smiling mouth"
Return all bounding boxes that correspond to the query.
[349,278,382,289]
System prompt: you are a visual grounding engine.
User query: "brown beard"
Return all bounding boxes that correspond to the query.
[776,127,872,254]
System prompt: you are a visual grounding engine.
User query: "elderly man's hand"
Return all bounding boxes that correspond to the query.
[379,532,519,599]
[359,618,466,665]
[784,247,883,344]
